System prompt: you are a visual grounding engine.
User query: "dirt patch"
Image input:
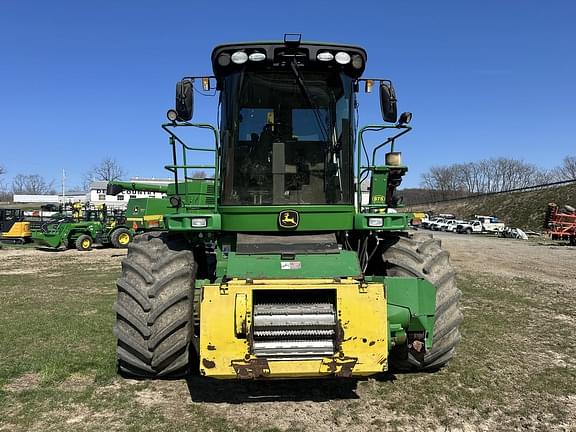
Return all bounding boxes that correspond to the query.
[4,373,42,392]
[34,404,120,431]
[58,373,95,392]
[78,309,98,316]
[135,387,170,408]
[0,247,125,273]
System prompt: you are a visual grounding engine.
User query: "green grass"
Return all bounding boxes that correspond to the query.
[0,257,237,432]
[0,253,574,431]
[0,266,117,386]
[364,274,576,430]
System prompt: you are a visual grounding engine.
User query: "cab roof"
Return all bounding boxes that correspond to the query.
[211,40,368,79]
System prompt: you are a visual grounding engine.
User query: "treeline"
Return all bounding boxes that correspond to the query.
[0,157,126,202]
[419,155,576,202]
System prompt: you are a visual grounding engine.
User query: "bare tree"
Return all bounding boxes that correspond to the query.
[81,173,95,191]
[420,157,551,199]
[192,170,208,179]
[0,165,11,201]
[420,165,465,201]
[12,174,56,194]
[555,156,576,180]
[0,165,5,191]
[83,157,126,190]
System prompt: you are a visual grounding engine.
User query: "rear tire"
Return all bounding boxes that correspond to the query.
[113,232,196,378]
[381,233,463,371]
[75,235,93,251]
[111,227,133,248]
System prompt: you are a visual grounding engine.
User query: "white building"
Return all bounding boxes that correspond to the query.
[13,192,88,204]
[13,177,172,208]
[88,178,171,208]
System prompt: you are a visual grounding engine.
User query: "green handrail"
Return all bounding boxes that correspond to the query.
[356,124,412,211]
[162,122,220,212]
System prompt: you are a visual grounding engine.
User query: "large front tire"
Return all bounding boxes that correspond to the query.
[382,233,463,371]
[113,232,196,378]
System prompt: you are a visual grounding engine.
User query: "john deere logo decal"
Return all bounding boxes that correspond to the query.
[279,210,299,229]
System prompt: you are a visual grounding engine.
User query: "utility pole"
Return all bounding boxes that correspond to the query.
[62,169,66,200]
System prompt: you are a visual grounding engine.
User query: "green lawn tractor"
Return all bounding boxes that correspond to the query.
[114,35,462,380]
[32,205,133,251]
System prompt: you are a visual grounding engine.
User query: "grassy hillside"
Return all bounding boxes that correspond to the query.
[406,183,576,231]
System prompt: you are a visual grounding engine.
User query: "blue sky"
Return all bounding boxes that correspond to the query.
[1,1,574,190]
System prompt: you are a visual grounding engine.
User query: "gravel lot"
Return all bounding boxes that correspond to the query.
[433,231,576,288]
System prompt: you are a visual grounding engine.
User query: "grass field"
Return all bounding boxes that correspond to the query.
[0,245,575,431]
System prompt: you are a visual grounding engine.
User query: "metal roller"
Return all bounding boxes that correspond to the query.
[252,301,337,358]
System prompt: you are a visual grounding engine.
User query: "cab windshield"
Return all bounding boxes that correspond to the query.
[219,70,354,205]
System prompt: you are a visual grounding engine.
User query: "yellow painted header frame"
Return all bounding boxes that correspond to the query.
[199,278,389,379]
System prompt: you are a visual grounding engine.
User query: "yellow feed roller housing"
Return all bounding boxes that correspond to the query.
[199,278,388,379]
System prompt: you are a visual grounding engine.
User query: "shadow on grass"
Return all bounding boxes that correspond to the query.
[34,247,66,252]
[185,375,364,403]
[182,370,398,403]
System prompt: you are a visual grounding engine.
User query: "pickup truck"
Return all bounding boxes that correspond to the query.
[421,217,441,229]
[433,218,462,231]
[437,219,464,232]
[456,217,505,234]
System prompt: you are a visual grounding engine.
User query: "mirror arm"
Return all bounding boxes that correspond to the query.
[369,125,412,166]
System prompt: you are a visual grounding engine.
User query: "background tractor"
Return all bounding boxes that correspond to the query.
[32,203,133,251]
[0,208,32,245]
[114,36,462,379]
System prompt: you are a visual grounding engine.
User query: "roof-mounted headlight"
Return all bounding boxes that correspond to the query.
[217,53,231,66]
[248,52,266,62]
[231,51,248,64]
[317,52,334,62]
[335,52,351,65]
[351,54,363,69]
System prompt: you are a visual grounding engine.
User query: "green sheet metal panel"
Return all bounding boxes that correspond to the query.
[219,205,355,231]
[224,250,361,279]
[353,212,410,230]
[385,276,437,348]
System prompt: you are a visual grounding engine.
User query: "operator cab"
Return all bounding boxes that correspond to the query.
[211,38,367,206]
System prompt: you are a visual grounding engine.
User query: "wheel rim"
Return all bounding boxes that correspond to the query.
[82,239,91,249]
[118,233,130,245]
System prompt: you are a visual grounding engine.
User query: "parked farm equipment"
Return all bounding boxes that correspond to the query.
[106,180,174,231]
[113,36,462,380]
[544,203,576,246]
[0,208,32,244]
[31,203,133,251]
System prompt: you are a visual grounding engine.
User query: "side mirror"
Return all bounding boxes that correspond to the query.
[379,82,397,123]
[175,79,193,121]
